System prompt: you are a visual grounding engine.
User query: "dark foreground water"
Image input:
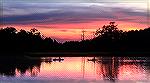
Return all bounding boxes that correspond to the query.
[0,56,150,83]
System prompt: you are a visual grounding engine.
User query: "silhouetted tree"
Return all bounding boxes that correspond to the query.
[0,23,150,55]
[95,22,123,41]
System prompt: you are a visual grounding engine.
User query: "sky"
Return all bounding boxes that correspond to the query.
[0,0,150,42]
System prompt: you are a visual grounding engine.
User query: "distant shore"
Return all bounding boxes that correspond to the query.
[1,51,150,57]
[25,51,150,57]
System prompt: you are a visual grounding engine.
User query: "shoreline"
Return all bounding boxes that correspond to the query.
[1,51,150,57]
[25,51,150,57]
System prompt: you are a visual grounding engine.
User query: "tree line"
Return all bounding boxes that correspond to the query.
[0,22,150,54]
[0,27,60,53]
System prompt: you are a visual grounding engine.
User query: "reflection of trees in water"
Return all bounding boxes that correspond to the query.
[1,56,150,80]
[139,57,150,75]
[88,56,150,81]
[87,57,119,81]
[100,57,119,81]
[0,57,65,77]
[0,57,41,77]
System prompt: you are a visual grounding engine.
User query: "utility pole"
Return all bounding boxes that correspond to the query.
[81,30,86,41]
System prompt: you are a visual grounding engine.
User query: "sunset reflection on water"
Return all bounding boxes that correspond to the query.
[1,57,150,82]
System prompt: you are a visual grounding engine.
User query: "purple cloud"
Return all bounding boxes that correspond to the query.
[1,3,148,26]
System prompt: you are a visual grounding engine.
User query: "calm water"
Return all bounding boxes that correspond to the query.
[0,56,150,83]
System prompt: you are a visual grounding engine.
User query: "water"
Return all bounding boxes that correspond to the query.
[0,56,150,83]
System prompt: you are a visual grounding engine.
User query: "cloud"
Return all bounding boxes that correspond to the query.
[1,3,148,26]
[1,0,147,3]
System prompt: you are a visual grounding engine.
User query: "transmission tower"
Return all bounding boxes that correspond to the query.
[81,30,86,41]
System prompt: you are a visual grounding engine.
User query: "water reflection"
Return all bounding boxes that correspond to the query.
[0,57,41,77]
[0,56,150,81]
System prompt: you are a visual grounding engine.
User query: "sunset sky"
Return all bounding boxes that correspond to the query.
[0,0,150,42]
